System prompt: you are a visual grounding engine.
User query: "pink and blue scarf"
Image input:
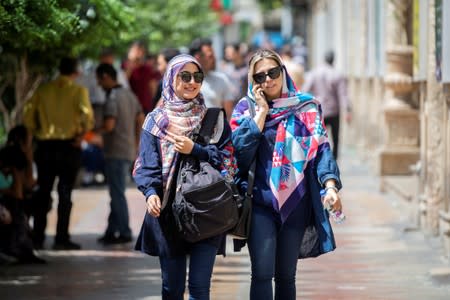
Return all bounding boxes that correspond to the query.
[231,62,329,222]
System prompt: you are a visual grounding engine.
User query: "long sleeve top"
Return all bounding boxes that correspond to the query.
[133,119,232,257]
[232,102,342,258]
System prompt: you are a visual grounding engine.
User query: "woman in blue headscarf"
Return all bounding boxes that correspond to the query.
[133,54,234,300]
[231,49,343,300]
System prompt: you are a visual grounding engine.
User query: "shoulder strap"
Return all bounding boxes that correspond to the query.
[197,108,222,145]
[245,97,257,197]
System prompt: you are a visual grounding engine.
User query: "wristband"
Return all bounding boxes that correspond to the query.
[324,186,338,193]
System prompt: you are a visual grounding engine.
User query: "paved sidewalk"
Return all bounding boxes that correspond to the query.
[1,146,450,299]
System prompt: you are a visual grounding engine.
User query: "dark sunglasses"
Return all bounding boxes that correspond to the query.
[252,66,282,84]
[178,71,204,83]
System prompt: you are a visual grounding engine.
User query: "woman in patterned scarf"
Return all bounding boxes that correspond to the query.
[133,54,234,300]
[231,49,343,300]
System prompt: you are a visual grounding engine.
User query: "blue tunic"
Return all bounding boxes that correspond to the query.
[232,115,341,258]
[133,122,232,258]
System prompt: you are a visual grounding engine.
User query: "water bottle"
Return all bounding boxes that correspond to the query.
[320,189,346,224]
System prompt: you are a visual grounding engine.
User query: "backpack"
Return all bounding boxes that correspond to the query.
[172,108,239,243]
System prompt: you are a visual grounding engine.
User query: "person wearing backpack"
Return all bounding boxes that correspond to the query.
[133,54,235,300]
[230,49,343,300]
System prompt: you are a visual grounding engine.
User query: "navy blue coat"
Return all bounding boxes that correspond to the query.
[133,121,232,258]
[232,115,342,258]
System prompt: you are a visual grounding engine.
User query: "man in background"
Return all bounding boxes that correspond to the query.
[190,38,235,119]
[222,43,248,101]
[95,63,144,245]
[23,57,94,250]
[280,44,305,90]
[303,50,351,159]
[124,41,161,114]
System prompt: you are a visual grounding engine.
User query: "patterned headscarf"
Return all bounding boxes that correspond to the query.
[230,49,330,222]
[141,54,206,190]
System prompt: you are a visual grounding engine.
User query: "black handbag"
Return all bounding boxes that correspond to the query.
[227,162,255,240]
[172,108,239,243]
[228,96,256,240]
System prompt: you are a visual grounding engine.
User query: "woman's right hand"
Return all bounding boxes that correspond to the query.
[146,195,161,217]
[252,84,269,111]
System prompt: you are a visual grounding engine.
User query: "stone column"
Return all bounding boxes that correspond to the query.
[440,89,450,256]
[379,0,420,175]
[424,0,446,237]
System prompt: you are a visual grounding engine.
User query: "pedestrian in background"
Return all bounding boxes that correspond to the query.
[222,43,248,101]
[124,41,161,114]
[0,144,45,264]
[280,44,305,90]
[133,54,233,299]
[78,48,130,186]
[189,38,235,119]
[23,57,94,250]
[230,49,343,300]
[6,125,36,217]
[153,47,181,107]
[302,50,351,159]
[95,63,144,245]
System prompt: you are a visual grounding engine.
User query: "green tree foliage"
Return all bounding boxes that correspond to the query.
[257,0,283,11]
[0,0,135,59]
[0,0,134,131]
[0,0,79,52]
[124,0,219,53]
[0,0,219,132]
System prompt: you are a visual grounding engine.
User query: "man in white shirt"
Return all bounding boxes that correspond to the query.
[189,38,235,119]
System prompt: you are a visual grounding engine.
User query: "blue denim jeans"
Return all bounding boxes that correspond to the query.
[247,200,310,300]
[104,158,132,238]
[159,241,218,300]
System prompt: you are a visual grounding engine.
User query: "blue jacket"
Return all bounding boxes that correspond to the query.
[232,115,341,258]
[133,122,232,258]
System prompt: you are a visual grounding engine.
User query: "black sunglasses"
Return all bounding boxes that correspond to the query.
[252,66,282,84]
[178,71,204,83]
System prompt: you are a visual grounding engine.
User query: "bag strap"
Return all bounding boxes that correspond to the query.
[161,108,221,211]
[197,108,222,145]
[245,97,257,198]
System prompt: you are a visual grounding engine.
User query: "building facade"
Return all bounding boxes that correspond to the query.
[307,0,450,259]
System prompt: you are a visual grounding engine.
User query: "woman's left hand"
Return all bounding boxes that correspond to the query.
[166,133,194,154]
[323,189,342,213]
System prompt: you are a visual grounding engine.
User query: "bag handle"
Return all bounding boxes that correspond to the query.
[245,97,257,198]
[196,108,222,145]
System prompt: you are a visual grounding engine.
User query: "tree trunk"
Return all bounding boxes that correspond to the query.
[5,55,43,131]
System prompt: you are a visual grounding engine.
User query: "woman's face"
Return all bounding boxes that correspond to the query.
[253,58,283,100]
[174,62,203,100]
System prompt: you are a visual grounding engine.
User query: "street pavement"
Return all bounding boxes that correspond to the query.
[1,146,450,299]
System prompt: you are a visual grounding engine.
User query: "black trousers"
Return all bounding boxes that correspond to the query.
[324,115,340,160]
[32,140,81,245]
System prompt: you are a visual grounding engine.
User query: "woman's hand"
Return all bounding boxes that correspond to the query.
[322,189,342,213]
[252,84,269,112]
[166,133,194,154]
[252,84,269,131]
[146,195,161,217]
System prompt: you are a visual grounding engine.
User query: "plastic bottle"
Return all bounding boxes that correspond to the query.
[320,189,346,224]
